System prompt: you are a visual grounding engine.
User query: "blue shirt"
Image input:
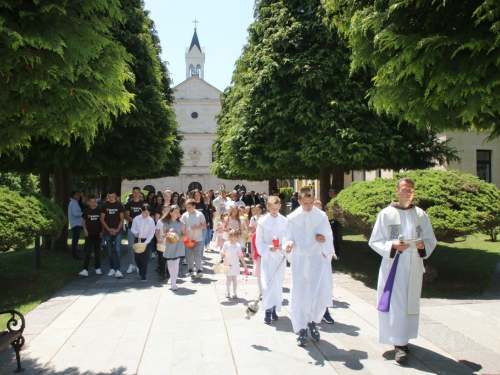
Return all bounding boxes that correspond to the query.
[68,198,83,228]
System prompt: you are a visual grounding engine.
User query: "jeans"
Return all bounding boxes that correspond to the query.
[126,228,137,267]
[201,228,207,258]
[83,234,101,270]
[134,238,150,280]
[104,230,122,271]
[71,226,82,259]
[186,241,203,271]
[204,228,213,246]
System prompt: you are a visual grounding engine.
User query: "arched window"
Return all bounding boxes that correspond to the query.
[196,64,201,77]
[188,182,202,192]
[189,64,195,77]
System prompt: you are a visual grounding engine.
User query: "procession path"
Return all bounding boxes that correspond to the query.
[1,246,499,375]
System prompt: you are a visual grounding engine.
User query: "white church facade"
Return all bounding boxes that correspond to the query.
[122,30,267,194]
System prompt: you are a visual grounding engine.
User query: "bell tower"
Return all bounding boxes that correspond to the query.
[185,20,205,80]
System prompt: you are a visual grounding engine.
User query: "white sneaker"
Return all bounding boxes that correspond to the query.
[171,285,178,291]
[79,269,88,277]
[95,268,102,275]
[115,270,124,278]
[126,264,136,274]
[107,269,115,276]
[151,252,156,259]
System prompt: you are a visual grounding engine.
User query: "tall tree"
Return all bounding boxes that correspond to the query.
[213,0,457,204]
[0,0,133,154]
[327,0,500,139]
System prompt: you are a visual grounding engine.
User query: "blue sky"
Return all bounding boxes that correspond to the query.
[143,0,256,91]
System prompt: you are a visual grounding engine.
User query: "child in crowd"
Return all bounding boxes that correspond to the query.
[161,205,185,290]
[131,203,156,282]
[79,195,103,277]
[249,204,264,295]
[221,229,248,298]
[216,212,229,251]
[224,206,250,274]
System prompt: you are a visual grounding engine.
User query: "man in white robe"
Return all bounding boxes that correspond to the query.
[283,187,335,347]
[369,178,436,363]
[256,196,288,324]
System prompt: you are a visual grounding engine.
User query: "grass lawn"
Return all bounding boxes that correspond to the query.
[336,228,500,298]
[0,231,112,327]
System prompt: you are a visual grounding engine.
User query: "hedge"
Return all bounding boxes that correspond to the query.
[279,187,295,204]
[0,187,66,251]
[327,170,500,242]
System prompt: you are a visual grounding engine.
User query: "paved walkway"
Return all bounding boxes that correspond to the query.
[1,246,499,375]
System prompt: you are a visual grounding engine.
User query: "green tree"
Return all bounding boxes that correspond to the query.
[0,0,133,154]
[328,170,500,242]
[213,0,457,203]
[327,0,500,138]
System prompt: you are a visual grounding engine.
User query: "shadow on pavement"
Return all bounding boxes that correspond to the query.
[382,345,481,374]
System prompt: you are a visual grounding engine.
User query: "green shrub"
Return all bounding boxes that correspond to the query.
[328,170,500,242]
[279,187,295,203]
[0,187,66,251]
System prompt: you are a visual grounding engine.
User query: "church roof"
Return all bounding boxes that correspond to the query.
[189,29,201,52]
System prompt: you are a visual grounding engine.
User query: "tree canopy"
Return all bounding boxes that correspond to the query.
[327,0,500,139]
[0,0,133,154]
[213,0,458,186]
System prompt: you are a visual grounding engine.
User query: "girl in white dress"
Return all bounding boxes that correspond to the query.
[221,229,248,298]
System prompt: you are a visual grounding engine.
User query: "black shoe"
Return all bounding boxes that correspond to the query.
[307,322,320,342]
[395,346,407,363]
[296,329,308,347]
[271,309,279,321]
[264,310,272,324]
[402,345,410,353]
[158,274,165,281]
[322,309,334,324]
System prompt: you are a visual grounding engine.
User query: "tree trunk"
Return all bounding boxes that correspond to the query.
[52,165,70,253]
[331,165,345,192]
[319,166,331,206]
[111,177,122,196]
[268,178,277,195]
[100,177,108,196]
[39,166,52,250]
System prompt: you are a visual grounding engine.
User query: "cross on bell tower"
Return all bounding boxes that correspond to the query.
[185,21,205,79]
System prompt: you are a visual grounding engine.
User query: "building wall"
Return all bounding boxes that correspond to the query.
[122,76,268,195]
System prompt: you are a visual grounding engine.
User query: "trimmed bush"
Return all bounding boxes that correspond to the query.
[279,187,295,203]
[328,170,500,242]
[0,187,66,251]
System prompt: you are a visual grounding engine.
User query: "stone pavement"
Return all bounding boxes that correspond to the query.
[1,247,499,375]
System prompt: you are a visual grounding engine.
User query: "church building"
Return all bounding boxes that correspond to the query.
[122,29,267,195]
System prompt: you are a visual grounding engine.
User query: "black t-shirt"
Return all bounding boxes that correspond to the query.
[82,207,102,235]
[125,200,143,228]
[101,201,124,230]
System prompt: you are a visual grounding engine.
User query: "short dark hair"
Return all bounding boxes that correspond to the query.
[141,203,151,211]
[88,194,96,200]
[70,191,79,198]
[132,187,141,192]
[107,188,116,195]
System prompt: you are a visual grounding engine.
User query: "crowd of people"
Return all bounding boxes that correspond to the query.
[67,180,436,361]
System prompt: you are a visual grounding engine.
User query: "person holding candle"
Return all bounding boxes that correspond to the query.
[255,196,289,324]
[368,178,436,363]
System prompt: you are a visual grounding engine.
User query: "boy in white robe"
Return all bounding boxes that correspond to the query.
[369,178,436,363]
[255,196,288,324]
[283,187,335,347]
